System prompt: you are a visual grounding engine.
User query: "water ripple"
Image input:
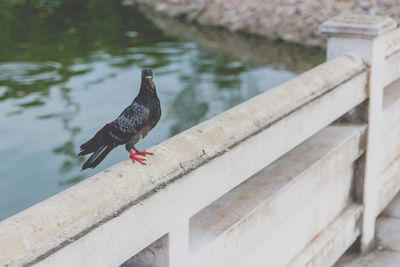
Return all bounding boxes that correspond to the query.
[0,61,62,85]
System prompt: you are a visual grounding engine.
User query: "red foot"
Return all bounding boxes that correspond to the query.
[134,147,153,156]
[128,151,146,165]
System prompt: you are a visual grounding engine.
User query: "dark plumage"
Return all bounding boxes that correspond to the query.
[79,68,161,170]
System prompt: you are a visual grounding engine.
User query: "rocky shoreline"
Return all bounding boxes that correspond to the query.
[132,0,400,47]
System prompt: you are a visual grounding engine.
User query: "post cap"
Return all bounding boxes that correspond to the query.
[320,13,397,38]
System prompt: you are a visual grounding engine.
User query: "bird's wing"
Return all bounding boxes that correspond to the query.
[105,102,150,144]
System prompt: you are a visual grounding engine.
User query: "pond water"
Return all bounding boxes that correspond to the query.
[0,0,325,220]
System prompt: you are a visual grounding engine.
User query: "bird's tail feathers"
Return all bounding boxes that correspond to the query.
[81,145,114,170]
[79,126,107,156]
[79,140,95,156]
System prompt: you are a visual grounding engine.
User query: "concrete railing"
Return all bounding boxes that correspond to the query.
[2,14,400,267]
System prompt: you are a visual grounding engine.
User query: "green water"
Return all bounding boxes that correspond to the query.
[0,0,325,220]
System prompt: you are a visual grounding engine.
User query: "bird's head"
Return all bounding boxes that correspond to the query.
[141,68,153,81]
[140,68,156,95]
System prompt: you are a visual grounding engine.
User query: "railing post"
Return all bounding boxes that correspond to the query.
[320,14,397,253]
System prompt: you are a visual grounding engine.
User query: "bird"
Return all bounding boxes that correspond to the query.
[78,68,161,170]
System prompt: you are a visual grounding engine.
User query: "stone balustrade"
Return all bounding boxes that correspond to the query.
[2,13,400,267]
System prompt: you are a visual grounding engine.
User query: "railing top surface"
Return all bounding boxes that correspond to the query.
[319,13,400,59]
[0,54,365,266]
[320,14,397,37]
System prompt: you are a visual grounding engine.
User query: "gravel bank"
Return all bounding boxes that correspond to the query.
[133,0,400,47]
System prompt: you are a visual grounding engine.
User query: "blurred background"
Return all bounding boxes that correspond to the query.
[0,0,326,220]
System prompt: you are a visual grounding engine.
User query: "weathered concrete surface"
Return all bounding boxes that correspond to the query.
[321,13,392,252]
[190,125,365,253]
[34,125,365,267]
[383,31,400,87]
[120,234,169,267]
[335,193,400,267]
[386,28,400,57]
[132,0,400,47]
[188,125,365,267]
[377,78,400,216]
[0,54,366,266]
[288,205,362,267]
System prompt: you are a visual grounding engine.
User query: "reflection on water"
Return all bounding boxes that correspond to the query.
[146,13,324,71]
[0,0,324,220]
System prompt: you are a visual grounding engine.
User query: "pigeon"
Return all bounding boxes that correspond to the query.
[78,68,161,170]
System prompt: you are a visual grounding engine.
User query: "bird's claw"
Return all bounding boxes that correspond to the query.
[134,149,153,157]
[129,152,146,165]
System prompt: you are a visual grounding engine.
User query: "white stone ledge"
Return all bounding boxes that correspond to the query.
[320,14,396,38]
[379,80,400,210]
[383,50,400,87]
[189,124,365,267]
[288,204,362,267]
[189,125,365,252]
[381,80,400,169]
[382,78,400,130]
[386,28,400,58]
[0,54,366,266]
[378,93,400,215]
[378,157,400,216]
[33,125,365,267]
